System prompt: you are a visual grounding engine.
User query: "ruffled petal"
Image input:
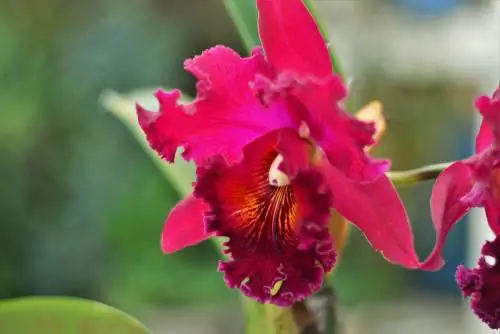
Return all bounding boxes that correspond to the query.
[252,73,386,182]
[355,100,387,151]
[476,119,494,154]
[475,87,500,145]
[195,130,335,306]
[322,101,387,267]
[421,162,474,270]
[320,109,389,182]
[275,128,311,178]
[317,159,420,269]
[322,101,387,266]
[256,0,332,77]
[137,46,293,166]
[292,77,388,181]
[161,194,211,254]
[456,236,500,329]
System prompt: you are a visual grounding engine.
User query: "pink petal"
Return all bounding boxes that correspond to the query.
[421,162,474,270]
[286,76,387,182]
[317,160,420,269]
[275,128,311,178]
[322,111,390,182]
[254,73,385,182]
[251,71,346,132]
[161,194,211,254]
[455,237,500,329]
[485,198,500,235]
[355,100,387,151]
[476,119,494,154]
[475,88,500,146]
[137,46,292,166]
[256,0,332,77]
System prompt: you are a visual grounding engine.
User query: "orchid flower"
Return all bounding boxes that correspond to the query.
[421,87,500,328]
[136,0,425,306]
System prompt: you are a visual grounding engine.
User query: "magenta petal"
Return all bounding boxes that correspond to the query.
[256,0,332,77]
[421,162,474,270]
[485,198,500,235]
[456,237,500,329]
[476,119,494,154]
[137,46,292,166]
[276,129,311,178]
[286,77,387,182]
[475,88,500,145]
[318,160,420,269]
[161,194,211,254]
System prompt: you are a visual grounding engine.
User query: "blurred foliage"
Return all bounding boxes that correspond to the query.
[0,0,241,312]
[0,296,152,334]
[100,89,195,195]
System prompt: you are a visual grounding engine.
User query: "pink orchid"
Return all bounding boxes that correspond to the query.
[137,0,424,306]
[421,87,500,328]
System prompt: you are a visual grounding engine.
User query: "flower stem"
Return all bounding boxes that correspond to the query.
[386,162,452,187]
[292,302,320,334]
[320,283,340,334]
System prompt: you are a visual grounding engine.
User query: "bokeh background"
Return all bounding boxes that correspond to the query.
[1,0,498,333]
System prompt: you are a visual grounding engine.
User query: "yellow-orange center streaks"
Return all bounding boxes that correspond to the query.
[225,150,299,255]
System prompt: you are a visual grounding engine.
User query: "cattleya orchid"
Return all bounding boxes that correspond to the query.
[421,87,500,328]
[136,0,428,306]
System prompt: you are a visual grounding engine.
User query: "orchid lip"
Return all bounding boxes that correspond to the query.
[268,154,291,186]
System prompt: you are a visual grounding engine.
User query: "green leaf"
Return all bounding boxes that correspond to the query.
[100,89,194,196]
[0,296,152,334]
[222,0,260,52]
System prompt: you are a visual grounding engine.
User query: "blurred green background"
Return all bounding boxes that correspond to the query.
[0,0,498,333]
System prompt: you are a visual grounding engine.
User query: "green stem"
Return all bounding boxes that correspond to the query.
[318,282,339,334]
[292,302,320,334]
[387,162,452,187]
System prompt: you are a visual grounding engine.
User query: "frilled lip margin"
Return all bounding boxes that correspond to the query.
[194,130,336,306]
[456,236,500,329]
